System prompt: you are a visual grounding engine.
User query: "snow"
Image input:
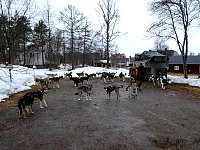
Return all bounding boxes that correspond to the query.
[0,65,199,102]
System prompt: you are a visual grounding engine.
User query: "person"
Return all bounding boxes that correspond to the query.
[137,63,145,80]
[133,67,138,77]
[129,67,138,81]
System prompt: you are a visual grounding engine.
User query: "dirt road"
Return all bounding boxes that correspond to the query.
[0,77,200,150]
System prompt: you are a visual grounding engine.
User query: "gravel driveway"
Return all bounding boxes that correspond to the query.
[0,77,200,150]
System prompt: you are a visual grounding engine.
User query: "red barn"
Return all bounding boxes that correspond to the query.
[168,56,200,74]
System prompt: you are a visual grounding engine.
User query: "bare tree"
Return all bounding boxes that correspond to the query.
[79,19,98,67]
[52,30,63,66]
[59,5,85,69]
[153,38,169,51]
[97,0,122,68]
[147,0,200,78]
[41,0,55,70]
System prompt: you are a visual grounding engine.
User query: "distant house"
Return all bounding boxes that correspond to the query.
[157,49,179,56]
[95,60,111,67]
[19,42,45,66]
[168,56,200,74]
[111,53,127,67]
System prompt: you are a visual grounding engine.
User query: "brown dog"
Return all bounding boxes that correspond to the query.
[126,79,138,98]
[104,85,123,100]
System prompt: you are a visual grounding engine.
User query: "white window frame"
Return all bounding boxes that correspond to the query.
[174,66,179,70]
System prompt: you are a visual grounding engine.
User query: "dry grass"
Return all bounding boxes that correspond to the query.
[168,83,200,99]
[0,89,31,113]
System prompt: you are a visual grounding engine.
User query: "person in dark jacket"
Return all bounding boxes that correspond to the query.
[137,63,145,80]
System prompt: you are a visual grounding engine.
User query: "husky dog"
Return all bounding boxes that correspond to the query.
[76,72,84,77]
[70,77,81,86]
[119,72,125,81]
[79,76,90,84]
[18,94,35,118]
[160,76,171,89]
[49,76,63,88]
[23,88,48,109]
[65,72,72,78]
[101,72,116,83]
[75,85,93,100]
[104,85,123,100]
[126,79,138,98]
[149,75,157,85]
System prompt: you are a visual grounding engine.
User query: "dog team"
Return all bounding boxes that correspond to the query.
[17,71,170,119]
[69,71,143,101]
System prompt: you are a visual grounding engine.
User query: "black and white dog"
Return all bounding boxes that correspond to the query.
[18,88,48,118]
[149,74,171,89]
[119,72,126,81]
[18,94,35,118]
[70,77,81,86]
[160,76,171,89]
[101,72,116,83]
[149,75,157,86]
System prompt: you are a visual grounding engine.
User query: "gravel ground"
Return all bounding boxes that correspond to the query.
[0,77,200,150]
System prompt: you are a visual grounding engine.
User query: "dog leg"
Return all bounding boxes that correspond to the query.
[40,101,44,109]
[25,106,30,113]
[23,107,27,119]
[29,105,34,114]
[19,108,24,119]
[77,95,81,100]
[106,93,110,100]
[86,95,89,100]
[136,87,138,96]
[116,91,120,100]
[43,100,48,107]
[132,90,137,98]
[87,93,92,100]
[86,96,91,100]
[104,78,107,83]
[56,82,59,88]
[23,111,27,119]
[77,92,81,100]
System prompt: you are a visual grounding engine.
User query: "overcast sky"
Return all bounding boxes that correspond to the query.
[37,0,200,57]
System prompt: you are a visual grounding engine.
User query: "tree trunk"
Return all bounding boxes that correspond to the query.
[106,22,109,69]
[41,45,44,66]
[182,56,188,78]
[23,38,26,66]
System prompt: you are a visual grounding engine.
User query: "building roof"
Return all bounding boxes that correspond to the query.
[142,50,165,57]
[135,50,166,60]
[168,56,200,64]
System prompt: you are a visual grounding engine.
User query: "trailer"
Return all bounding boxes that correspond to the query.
[132,50,169,80]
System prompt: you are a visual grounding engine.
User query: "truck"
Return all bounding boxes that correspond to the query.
[131,50,169,80]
